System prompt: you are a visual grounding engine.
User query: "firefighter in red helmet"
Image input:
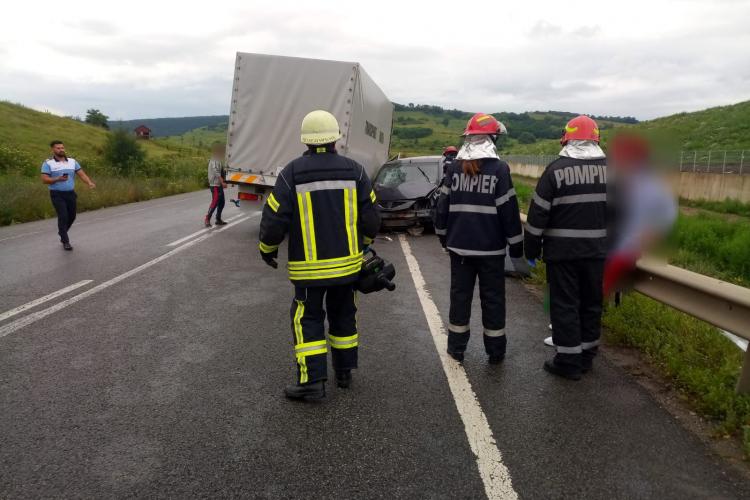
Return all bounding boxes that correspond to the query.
[434,113,524,364]
[525,115,608,380]
[442,146,459,177]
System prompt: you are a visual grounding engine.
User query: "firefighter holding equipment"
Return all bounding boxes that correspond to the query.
[525,115,608,380]
[258,110,381,400]
[435,113,524,364]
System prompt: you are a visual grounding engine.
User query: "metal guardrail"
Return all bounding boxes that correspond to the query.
[506,150,749,175]
[518,213,750,393]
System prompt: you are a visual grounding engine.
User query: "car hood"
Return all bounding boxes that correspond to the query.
[374,181,437,201]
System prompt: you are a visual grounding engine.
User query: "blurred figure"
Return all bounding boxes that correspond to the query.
[435,113,524,364]
[205,143,228,227]
[604,132,677,295]
[525,116,607,380]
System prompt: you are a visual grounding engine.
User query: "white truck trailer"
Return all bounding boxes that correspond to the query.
[225,53,394,204]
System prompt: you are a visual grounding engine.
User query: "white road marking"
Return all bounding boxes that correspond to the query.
[0,214,256,339]
[0,231,45,243]
[166,213,245,247]
[399,234,518,500]
[0,280,93,323]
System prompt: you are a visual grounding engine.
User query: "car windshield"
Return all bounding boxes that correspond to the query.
[375,162,441,188]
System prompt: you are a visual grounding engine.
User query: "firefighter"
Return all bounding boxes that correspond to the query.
[524,115,608,380]
[435,113,524,364]
[258,110,381,400]
[442,146,458,178]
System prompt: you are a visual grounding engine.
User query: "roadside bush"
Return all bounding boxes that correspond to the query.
[0,144,38,177]
[103,129,146,175]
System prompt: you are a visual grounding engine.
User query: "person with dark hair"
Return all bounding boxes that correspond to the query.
[205,143,227,227]
[40,141,96,250]
[434,114,523,364]
[258,110,381,400]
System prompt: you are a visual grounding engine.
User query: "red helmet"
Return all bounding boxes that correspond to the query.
[463,113,502,136]
[561,115,600,145]
[443,146,458,155]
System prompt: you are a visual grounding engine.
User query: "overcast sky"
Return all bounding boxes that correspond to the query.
[2,0,749,120]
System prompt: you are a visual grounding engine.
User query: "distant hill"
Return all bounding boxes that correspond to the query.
[0,101,205,170]
[109,115,228,137]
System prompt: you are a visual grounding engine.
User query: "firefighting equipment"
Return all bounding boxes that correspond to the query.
[463,113,502,136]
[356,249,396,294]
[560,115,600,145]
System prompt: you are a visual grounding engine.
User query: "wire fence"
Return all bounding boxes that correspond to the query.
[505,151,749,175]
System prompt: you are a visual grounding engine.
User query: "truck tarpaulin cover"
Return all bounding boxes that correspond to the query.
[226,53,393,179]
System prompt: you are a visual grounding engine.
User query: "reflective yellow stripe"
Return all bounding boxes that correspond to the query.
[297,193,310,261]
[267,193,280,212]
[295,339,328,357]
[288,262,362,280]
[344,189,354,255]
[295,339,327,351]
[351,189,358,252]
[370,190,376,203]
[288,253,363,270]
[293,300,307,384]
[305,192,317,261]
[259,241,279,253]
[329,333,359,349]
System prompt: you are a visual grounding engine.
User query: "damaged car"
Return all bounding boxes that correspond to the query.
[373,156,444,232]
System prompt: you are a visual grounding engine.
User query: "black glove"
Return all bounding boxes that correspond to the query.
[438,235,446,248]
[260,249,278,269]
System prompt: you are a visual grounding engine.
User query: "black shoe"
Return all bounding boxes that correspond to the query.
[335,370,352,389]
[543,360,582,381]
[447,349,464,362]
[62,242,73,251]
[581,360,593,373]
[284,381,326,400]
[215,219,228,226]
[488,354,505,365]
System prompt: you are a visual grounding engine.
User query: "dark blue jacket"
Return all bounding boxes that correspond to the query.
[435,158,523,258]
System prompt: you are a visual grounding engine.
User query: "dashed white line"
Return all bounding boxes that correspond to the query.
[0,280,93,323]
[0,215,255,339]
[166,213,246,247]
[399,234,518,500]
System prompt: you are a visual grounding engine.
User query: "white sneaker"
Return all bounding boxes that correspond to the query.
[544,336,555,347]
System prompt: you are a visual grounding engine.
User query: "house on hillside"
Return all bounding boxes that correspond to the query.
[134,125,151,140]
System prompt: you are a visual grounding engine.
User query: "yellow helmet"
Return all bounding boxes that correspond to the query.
[300,110,342,145]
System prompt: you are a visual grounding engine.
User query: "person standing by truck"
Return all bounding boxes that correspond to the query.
[524,115,608,380]
[205,143,227,227]
[258,110,381,400]
[434,113,524,364]
[40,140,96,251]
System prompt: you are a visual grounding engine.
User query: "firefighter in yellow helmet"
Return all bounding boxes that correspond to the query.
[259,110,381,400]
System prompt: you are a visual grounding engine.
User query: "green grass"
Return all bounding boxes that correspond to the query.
[0,101,208,225]
[682,198,750,218]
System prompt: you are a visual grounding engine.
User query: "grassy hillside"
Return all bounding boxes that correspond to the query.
[110,115,228,137]
[0,101,208,225]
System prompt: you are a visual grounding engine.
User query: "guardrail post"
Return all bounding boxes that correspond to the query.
[738,349,750,394]
[722,151,727,174]
[707,151,711,173]
[692,151,697,172]
[741,151,745,175]
[679,151,683,172]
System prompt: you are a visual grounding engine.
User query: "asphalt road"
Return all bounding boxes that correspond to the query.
[1,190,748,499]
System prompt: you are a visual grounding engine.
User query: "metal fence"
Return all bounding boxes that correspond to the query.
[505,151,749,175]
[678,150,747,174]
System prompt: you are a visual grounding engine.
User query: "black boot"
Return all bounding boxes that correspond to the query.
[335,370,352,389]
[447,349,464,362]
[488,354,504,365]
[284,381,326,400]
[62,242,73,251]
[215,219,228,226]
[543,360,582,381]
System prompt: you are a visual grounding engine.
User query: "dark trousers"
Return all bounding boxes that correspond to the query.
[448,253,507,357]
[290,284,358,384]
[547,259,605,369]
[207,186,225,220]
[50,190,77,244]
